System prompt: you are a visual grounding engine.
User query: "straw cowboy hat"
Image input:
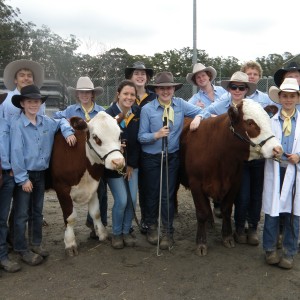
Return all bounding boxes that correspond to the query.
[269,78,300,104]
[3,59,44,90]
[11,85,47,109]
[0,93,8,105]
[147,72,183,91]
[124,61,154,79]
[221,71,257,96]
[273,62,300,87]
[67,77,104,98]
[186,63,217,85]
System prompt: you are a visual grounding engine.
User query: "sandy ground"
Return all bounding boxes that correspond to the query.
[0,186,300,300]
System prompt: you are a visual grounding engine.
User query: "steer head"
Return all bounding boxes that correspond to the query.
[229,99,283,161]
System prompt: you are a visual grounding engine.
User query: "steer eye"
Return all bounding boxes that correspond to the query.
[246,119,254,126]
[92,134,102,146]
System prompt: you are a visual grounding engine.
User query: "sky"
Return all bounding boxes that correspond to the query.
[7,0,300,63]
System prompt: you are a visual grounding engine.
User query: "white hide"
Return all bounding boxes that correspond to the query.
[85,111,124,170]
[64,210,77,250]
[241,99,282,160]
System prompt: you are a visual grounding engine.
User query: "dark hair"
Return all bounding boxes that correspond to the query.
[128,70,151,85]
[14,68,34,80]
[114,80,137,102]
[192,70,213,84]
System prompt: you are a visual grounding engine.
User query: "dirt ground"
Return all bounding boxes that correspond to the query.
[0,186,299,300]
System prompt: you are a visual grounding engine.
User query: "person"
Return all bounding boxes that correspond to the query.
[262,78,300,269]
[53,76,107,239]
[125,61,156,234]
[274,62,300,87]
[0,59,45,122]
[105,80,140,249]
[138,71,202,250]
[10,85,76,266]
[187,63,226,108]
[0,93,21,273]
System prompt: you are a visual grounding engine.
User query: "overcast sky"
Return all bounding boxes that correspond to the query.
[7,0,300,63]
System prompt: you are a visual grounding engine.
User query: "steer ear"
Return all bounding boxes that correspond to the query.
[114,112,125,125]
[69,117,88,130]
[228,106,239,125]
[264,105,278,118]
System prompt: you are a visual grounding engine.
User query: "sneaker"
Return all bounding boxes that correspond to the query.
[278,256,294,269]
[111,234,124,249]
[0,258,21,273]
[123,234,136,247]
[159,234,174,250]
[265,251,280,265]
[247,228,259,246]
[147,225,158,245]
[233,229,247,244]
[31,245,49,258]
[20,250,43,266]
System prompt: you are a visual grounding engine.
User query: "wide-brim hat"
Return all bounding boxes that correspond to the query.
[3,59,44,90]
[0,93,8,105]
[269,78,300,104]
[11,84,47,109]
[125,61,154,79]
[273,62,300,87]
[221,71,256,96]
[67,76,104,98]
[147,71,183,91]
[186,63,217,85]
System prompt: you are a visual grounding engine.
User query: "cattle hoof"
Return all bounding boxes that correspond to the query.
[223,236,235,248]
[195,244,208,256]
[65,246,79,257]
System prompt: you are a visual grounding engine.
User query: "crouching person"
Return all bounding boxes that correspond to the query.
[262,78,300,269]
[10,85,76,266]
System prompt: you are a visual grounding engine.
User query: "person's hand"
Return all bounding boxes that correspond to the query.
[154,126,169,139]
[66,134,77,146]
[190,115,202,131]
[196,101,205,109]
[124,166,133,180]
[285,153,300,165]
[22,179,33,193]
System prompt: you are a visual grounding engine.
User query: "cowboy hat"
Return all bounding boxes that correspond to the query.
[269,78,300,104]
[0,93,8,105]
[221,71,257,96]
[147,72,183,91]
[67,76,104,98]
[186,63,217,85]
[3,59,44,90]
[11,85,47,109]
[273,62,300,87]
[124,61,154,79]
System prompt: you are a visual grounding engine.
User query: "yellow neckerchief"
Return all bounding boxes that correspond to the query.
[81,102,94,122]
[281,108,296,136]
[158,99,174,126]
[124,111,135,127]
[136,93,148,106]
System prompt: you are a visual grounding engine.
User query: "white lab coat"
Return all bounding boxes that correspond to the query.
[262,111,300,217]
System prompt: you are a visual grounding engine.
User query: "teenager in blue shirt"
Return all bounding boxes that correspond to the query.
[10,85,76,266]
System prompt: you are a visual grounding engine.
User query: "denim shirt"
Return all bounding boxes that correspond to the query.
[138,97,202,154]
[0,118,11,170]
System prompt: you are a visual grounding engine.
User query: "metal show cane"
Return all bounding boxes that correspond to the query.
[157,116,168,256]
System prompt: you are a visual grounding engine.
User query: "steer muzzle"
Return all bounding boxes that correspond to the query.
[111,157,125,170]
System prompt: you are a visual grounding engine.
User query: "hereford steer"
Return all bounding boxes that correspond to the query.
[180,99,282,256]
[50,111,125,256]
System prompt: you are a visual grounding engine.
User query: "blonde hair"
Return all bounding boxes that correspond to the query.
[240,61,263,78]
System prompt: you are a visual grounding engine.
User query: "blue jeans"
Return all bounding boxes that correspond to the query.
[13,171,45,252]
[107,169,138,235]
[86,178,108,227]
[234,159,265,230]
[141,151,179,235]
[263,213,299,257]
[0,171,15,260]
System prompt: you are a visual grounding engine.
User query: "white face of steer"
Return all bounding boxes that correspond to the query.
[241,99,283,160]
[86,111,125,170]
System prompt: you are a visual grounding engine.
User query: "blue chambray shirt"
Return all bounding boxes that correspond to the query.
[0,88,45,123]
[188,85,227,108]
[0,118,11,170]
[138,97,202,154]
[10,113,75,184]
[53,102,104,120]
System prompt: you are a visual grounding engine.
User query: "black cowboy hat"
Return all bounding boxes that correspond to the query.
[125,61,154,79]
[12,84,47,109]
[274,62,300,87]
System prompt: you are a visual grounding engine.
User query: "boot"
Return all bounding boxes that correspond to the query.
[233,227,247,244]
[123,234,136,247]
[147,225,158,245]
[159,234,174,250]
[265,251,280,265]
[111,234,124,249]
[247,227,259,246]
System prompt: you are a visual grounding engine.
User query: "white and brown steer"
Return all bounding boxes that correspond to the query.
[49,111,124,256]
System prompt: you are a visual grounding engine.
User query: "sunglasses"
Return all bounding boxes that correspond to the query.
[229,84,247,91]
